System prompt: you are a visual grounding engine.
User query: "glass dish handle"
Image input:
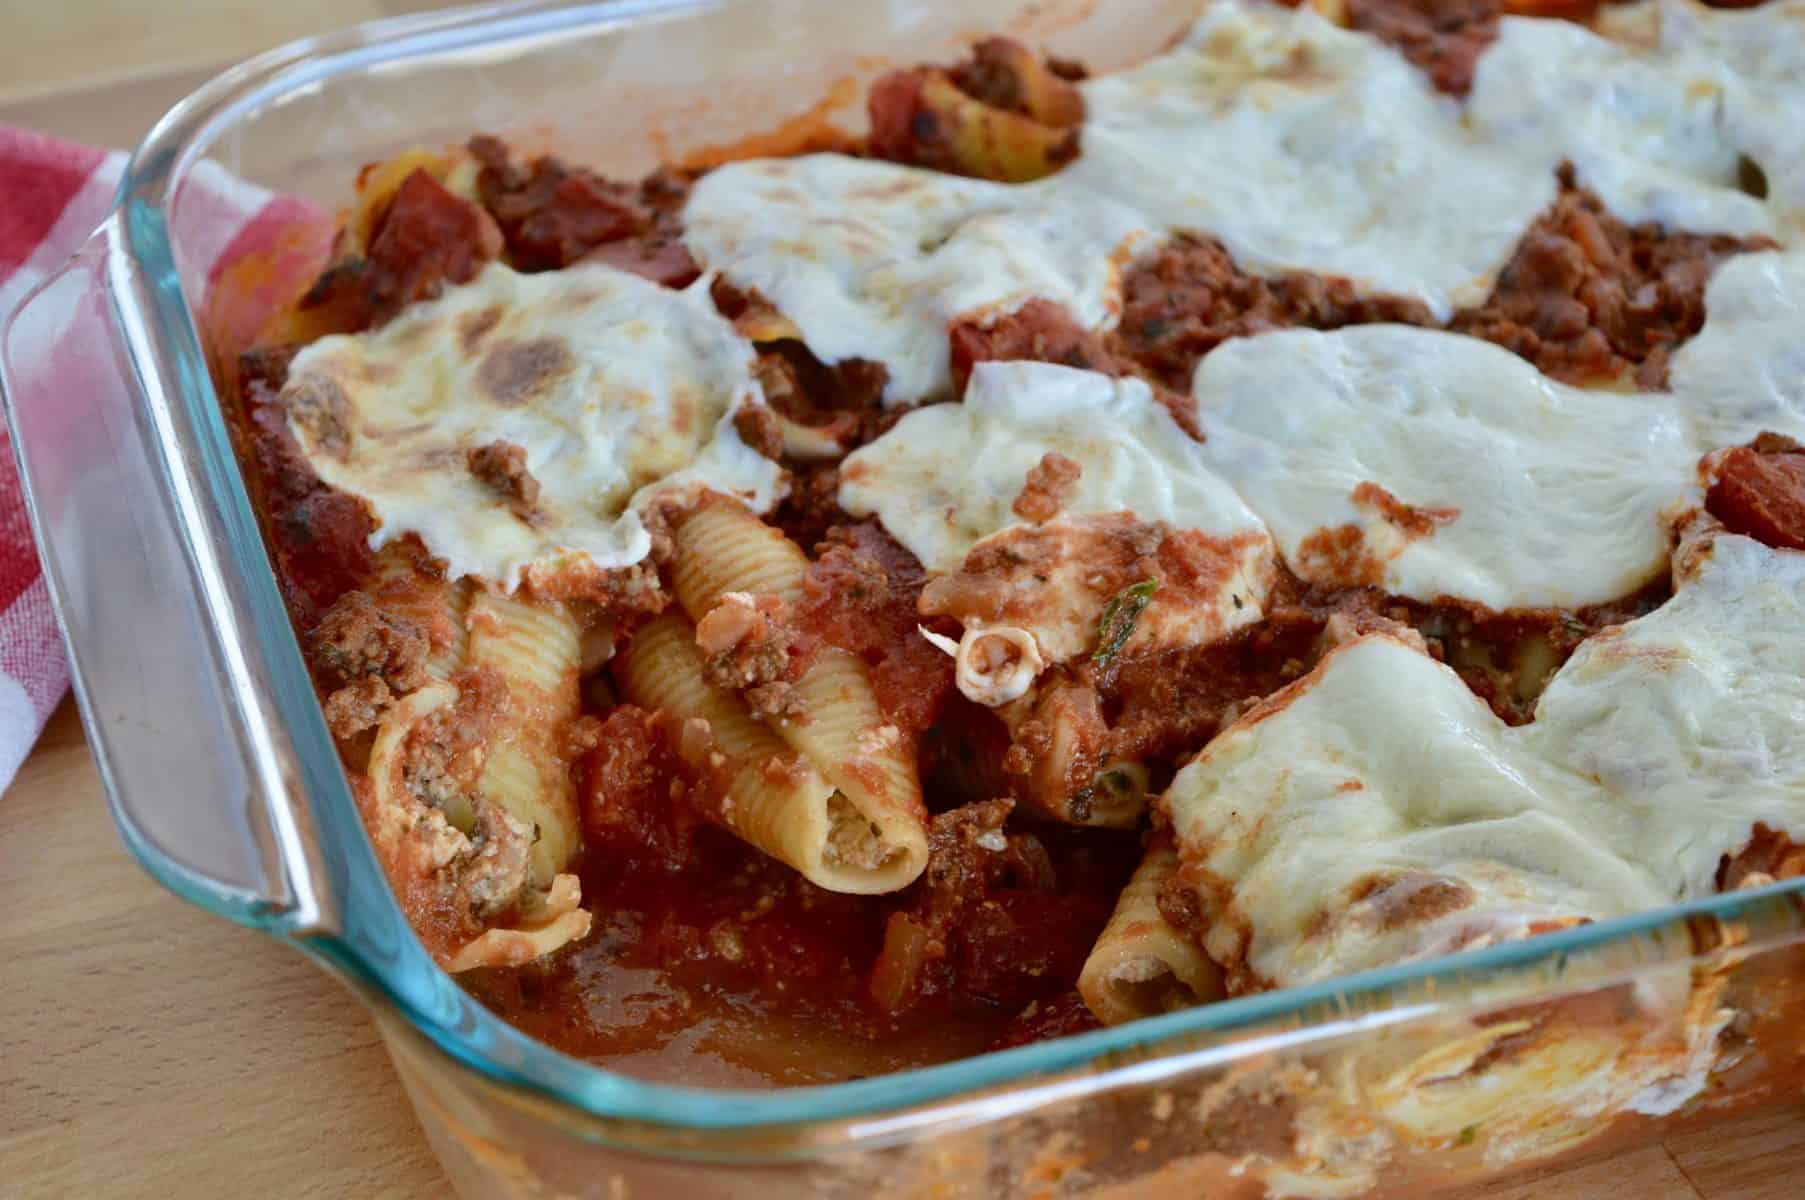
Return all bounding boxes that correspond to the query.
[0,218,331,933]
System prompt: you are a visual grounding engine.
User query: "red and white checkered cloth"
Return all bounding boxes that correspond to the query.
[0,126,322,790]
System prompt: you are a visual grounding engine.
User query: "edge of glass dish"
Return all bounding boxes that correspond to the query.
[108,0,1805,1137]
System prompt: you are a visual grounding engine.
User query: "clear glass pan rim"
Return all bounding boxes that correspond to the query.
[101,0,1805,1136]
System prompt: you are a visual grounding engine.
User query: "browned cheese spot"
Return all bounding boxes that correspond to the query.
[478,336,572,407]
[286,374,356,461]
[458,305,504,354]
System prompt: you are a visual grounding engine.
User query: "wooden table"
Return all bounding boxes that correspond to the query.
[1,4,1802,1197]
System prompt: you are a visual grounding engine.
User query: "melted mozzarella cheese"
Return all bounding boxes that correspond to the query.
[682,156,1144,407]
[1670,248,1805,447]
[682,0,1805,412]
[283,263,779,590]
[1164,533,1805,990]
[1658,0,1805,229]
[1470,12,1770,240]
[839,360,1270,571]
[1193,326,1700,609]
[1167,634,1669,988]
[1518,0,1805,232]
[1528,534,1805,899]
[684,0,1549,406]
[1063,0,1550,318]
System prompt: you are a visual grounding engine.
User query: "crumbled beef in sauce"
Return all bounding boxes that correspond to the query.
[1011,452,1083,522]
[236,347,375,625]
[302,168,502,332]
[466,439,541,519]
[1108,172,1767,393]
[1345,0,1503,97]
[868,800,1134,1015]
[1113,233,1435,390]
[1451,165,1776,388]
[248,19,1800,1085]
[797,523,955,734]
[467,135,699,285]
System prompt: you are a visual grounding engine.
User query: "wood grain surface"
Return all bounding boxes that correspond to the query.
[1,3,1803,1197]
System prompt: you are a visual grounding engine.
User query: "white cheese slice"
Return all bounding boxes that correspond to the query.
[681,156,1145,407]
[1166,634,1670,989]
[839,360,1271,573]
[1061,0,1551,320]
[1164,533,1805,990]
[283,262,780,591]
[1657,0,1805,229]
[1670,248,1805,447]
[1470,12,1772,241]
[1527,533,1805,899]
[1192,325,1701,610]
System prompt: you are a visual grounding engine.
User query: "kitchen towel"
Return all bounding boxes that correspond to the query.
[0,125,322,790]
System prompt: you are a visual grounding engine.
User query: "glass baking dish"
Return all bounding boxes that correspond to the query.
[4,0,1805,1195]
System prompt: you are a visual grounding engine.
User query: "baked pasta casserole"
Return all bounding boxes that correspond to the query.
[222,0,1805,1168]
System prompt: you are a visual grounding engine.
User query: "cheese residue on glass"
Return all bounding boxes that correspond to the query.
[1192,325,1702,610]
[1163,532,1805,991]
[282,262,780,590]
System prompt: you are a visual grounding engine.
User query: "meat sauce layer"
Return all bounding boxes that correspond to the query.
[230,11,1805,1084]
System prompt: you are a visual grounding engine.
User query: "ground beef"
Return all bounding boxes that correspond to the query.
[949,300,1204,436]
[985,990,1102,1051]
[730,402,785,462]
[797,523,955,733]
[1707,434,1805,550]
[1450,166,1776,387]
[577,706,708,871]
[1346,0,1502,96]
[1012,452,1083,522]
[301,168,502,331]
[233,352,374,625]
[466,439,541,518]
[949,298,1122,392]
[1113,232,1435,390]
[322,675,392,739]
[308,589,430,694]
[1105,171,1768,393]
[868,802,1136,1015]
[772,462,849,557]
[693,592,802,715]
[468,135,698,284]
[745,340,890,441]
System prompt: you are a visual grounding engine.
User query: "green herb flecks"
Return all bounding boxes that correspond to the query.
[1093,579,1158,669]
